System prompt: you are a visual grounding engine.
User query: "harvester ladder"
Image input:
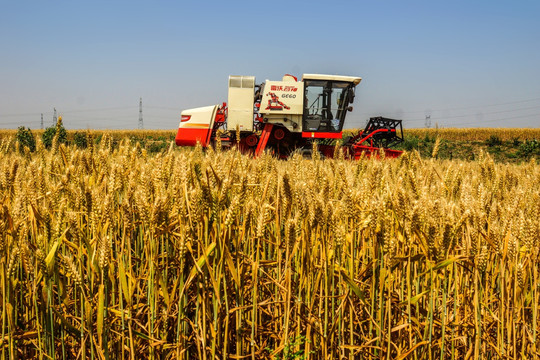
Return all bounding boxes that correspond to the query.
[255,123,274,157]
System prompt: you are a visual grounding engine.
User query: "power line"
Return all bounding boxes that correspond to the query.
[407,104,540,122]
[0,106,137,118]
[138,97,143,129]
[358,101,540,122]
[439,113,540,127]
[405,112,540,126]
[403,112,540,127]
[145,106,182,111]
[386,96,540,116]
[1,94,539,119]
[62,106,138,114]
[0,112,48,117]
[0,120,42,126]
[66,115,137,121]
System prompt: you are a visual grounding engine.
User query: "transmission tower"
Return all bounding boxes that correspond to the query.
[53,108,57,126]
[41,113,44,129]
[425,115,431,128]
[138,97,143,129]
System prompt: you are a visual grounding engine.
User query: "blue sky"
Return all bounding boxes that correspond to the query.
[1,0,539,129]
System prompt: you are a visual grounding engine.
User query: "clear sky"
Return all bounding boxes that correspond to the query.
[1,0,539,130]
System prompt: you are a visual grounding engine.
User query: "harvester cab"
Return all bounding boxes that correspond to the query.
[175,73,403,159]
[301,75,358,135]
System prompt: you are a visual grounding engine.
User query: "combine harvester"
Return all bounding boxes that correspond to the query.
[175,74,404,158]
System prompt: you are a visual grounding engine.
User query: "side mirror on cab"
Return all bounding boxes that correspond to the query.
[348,91,355,104]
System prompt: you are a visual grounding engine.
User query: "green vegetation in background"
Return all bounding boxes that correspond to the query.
[2,127,540,160]
[393,133,539,162]
[15,126,36,153]
[42,121,67,148]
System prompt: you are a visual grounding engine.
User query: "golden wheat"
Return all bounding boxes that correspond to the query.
[0,138,538,359]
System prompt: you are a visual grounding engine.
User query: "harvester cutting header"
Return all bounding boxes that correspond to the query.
[175,74,404,158]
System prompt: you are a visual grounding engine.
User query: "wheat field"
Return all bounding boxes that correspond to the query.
[403,128,540,141]
[0,133,539,359]
[1,127,540,143]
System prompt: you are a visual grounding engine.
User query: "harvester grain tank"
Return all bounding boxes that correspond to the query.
[175,74,404,158]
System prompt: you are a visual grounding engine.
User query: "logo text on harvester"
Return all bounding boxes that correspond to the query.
[270,86,298,92]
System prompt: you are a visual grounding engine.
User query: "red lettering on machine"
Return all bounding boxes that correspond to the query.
[270,85,298,92]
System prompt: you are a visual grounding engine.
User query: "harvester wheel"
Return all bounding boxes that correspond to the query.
[274,127,286,140]
[245,134,259,147]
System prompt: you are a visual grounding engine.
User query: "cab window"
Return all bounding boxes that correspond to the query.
[303,80,353,132]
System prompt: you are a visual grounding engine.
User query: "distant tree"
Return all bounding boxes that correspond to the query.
[16,126,36,152]
[42,117,67,148]
[73,131,88,148]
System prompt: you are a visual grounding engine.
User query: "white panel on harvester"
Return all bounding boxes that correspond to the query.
[227,75,255,132]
